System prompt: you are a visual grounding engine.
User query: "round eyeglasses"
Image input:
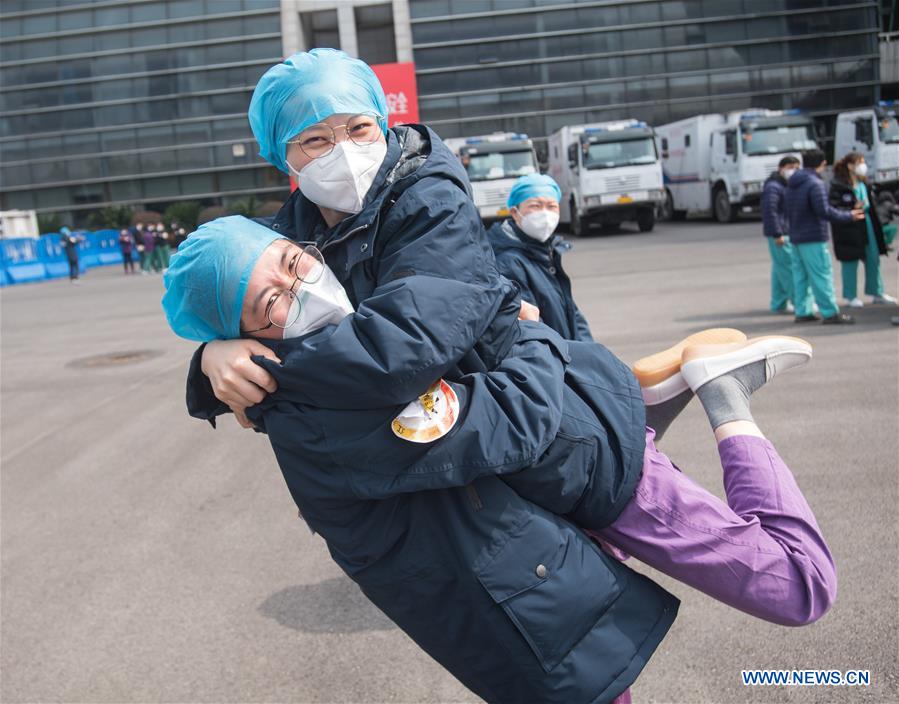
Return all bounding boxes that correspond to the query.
[287,112,383,160]
[242,243,325,335]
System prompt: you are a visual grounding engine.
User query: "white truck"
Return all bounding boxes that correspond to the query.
[547,120,664,235]
[834,102,899,199]
[443,133,538,223]
[0,210,39,239]
[655,109,818,223]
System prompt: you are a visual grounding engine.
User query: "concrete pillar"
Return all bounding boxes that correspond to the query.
[392,0,414,63]
[280,0,303,58]
[337,3,358,58]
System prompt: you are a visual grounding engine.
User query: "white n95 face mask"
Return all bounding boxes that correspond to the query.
[854,162,868,178]
[518,210,560,243]
[783,168,797,180]
[282,261,355,339]
[293,140,388,214]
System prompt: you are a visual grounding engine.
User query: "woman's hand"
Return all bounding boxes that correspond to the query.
[200,339,281,428]
[518,300,540,321]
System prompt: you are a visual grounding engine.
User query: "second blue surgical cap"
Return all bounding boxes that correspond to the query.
[249,48,389,174]
[507,174,563,209]
[162,216,285,342]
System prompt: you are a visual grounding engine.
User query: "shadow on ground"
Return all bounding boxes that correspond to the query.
[259,576,395,633]
[676,305,899,337]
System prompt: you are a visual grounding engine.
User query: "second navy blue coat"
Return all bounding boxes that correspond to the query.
[785,168,854,245]
[488,219,594,342]
[188,125,677,703]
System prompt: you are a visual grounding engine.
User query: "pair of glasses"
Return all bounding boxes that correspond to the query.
[242,243,325,335]
[287,112,383,160]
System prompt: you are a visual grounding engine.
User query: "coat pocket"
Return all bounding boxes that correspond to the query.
[474,512,625,673]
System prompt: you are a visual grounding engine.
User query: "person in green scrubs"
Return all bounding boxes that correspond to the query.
[828,152,897,308]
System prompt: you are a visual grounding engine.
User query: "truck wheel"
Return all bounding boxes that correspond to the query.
[713,186,737,223]
[637,209,655,232]
[570,198,584,236]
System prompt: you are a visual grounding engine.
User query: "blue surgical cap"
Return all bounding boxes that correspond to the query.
[507,174,563,209]
[162,216,285,342]
[249,48,389,174]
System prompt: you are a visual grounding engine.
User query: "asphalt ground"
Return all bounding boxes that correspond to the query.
[2,218,897,703]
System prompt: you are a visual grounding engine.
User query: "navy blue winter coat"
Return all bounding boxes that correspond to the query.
[488,219,594,342]
[785,168,854,245]
[187,125,677,703]
[761,172,789,238]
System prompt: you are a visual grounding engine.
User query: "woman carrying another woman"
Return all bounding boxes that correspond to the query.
[177,49,836,703]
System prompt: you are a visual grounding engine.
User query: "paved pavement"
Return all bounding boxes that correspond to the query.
[2,219,897,703]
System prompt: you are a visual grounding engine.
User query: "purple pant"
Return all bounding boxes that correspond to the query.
[599,429,837,625]
[603,429,836,704]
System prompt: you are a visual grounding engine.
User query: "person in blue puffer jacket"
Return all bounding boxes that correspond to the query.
[785,149,864,325]
[488,174,593,342]
[760,156,800,314]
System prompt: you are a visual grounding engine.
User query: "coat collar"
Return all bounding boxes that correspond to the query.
[497,219,569,262]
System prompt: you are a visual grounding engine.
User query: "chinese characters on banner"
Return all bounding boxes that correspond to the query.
[371,62,420,127]
[288,62,420,191]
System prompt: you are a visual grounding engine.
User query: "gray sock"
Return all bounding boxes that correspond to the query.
[645,388,693,442]
[695,360,767,430]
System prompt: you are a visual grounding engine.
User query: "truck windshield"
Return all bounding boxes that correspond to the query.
[463,150,537,181]
[583,138,656,170]
[742,125,816,155]
[879,116,899,143]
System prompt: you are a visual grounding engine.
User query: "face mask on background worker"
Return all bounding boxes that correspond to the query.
[854,162,868,178]
[517,208,561,242]
[782,167,797,180]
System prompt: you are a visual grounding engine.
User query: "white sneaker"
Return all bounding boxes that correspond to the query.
[871,294,898,305]
[632,328,747,405]
[847,298,864,308]
[681,336,813,393]
[812,302,820,314]
[785,302,795,314]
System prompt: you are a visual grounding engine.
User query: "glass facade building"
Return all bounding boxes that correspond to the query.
[409,0,883,157]
[0,0,286,222]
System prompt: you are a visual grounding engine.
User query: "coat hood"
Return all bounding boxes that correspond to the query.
[270,124,471,242]
[787,167,818,190]
[765,171,786,187]
[488,219,567,264]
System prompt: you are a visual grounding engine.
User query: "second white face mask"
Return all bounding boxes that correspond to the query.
[854,162,868,178]
[293,140,388,214]
[282,262,355,339]
[518,210,560,243]
[783,168,797,180]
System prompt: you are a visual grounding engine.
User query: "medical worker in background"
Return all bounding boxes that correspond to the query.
[785,149,863,325]
[761,155,800,314]
[488,173,594,342]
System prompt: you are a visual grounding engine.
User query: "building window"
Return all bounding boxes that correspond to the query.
[355,3,397,65]
[301,9,340,50]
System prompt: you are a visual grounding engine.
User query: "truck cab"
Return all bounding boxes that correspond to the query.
[549,120,664,235]
[835,103,899,198]
[657,109,817,223]
[443,133,538,223]
[711,110,817,222]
